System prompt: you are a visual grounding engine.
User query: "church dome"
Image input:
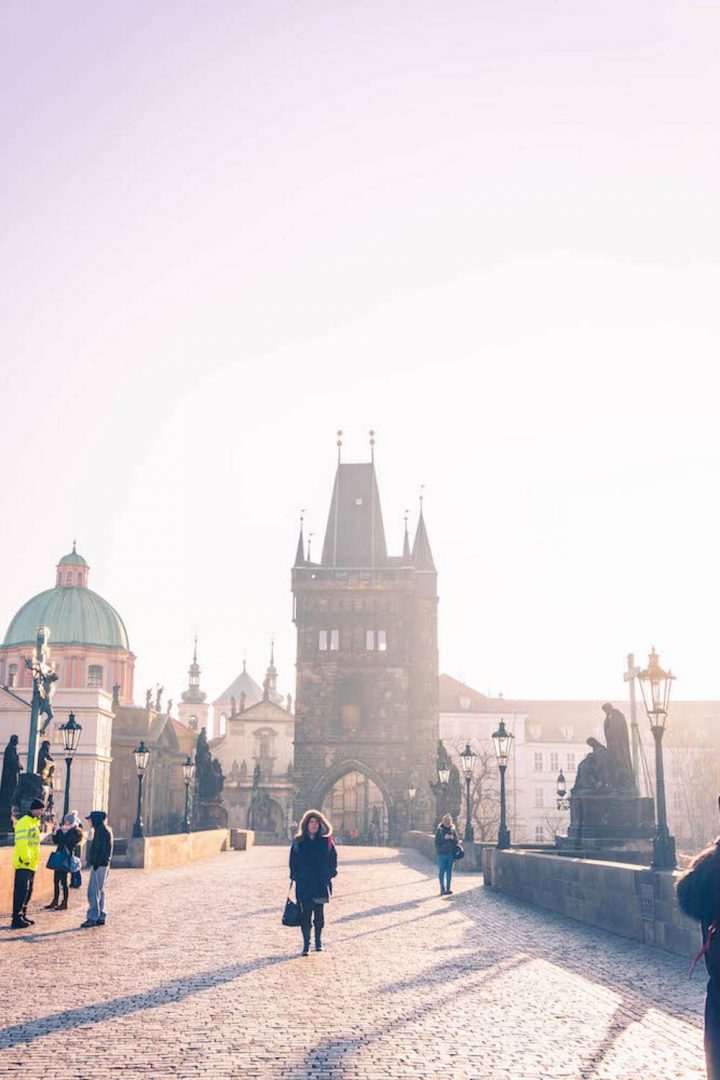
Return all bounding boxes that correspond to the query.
[2,547,130,650]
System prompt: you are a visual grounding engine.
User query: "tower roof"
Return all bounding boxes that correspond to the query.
[58,542,87,567]
[411,509,436,571]
[213,661,263,706]
[320,463,388,568]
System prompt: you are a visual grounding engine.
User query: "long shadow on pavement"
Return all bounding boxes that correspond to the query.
[0,954,288,1050]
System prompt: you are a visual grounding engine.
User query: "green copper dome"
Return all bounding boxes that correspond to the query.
[58,550,87,567]
[3,586,129,650]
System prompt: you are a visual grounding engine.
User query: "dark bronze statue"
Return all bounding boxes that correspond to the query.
[572,704,637,796]
[195,728,224,800]
[0,735,23,830]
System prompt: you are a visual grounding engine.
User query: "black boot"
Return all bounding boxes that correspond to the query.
[315,933,322,952]
[301,933,310,957]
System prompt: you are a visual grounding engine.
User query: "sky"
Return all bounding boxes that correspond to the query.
[1,0,719,709]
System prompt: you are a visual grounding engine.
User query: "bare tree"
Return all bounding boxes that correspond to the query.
[450,741,500,841]
[666,726,720,853]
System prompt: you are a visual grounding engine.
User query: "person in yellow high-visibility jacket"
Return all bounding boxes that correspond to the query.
[12,798,45,929]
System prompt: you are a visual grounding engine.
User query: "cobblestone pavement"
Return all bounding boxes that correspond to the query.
[0,846,707,1079]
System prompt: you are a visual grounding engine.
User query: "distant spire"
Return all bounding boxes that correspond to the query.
[337,429,343,463]
[307,532,315,563]
[402,509,411,561]
[264,640,279,703]
[369,429,376,464]
[193,633,198,664]
[412,490,436,571]
[72,538,77,553]
[294,510,306,567]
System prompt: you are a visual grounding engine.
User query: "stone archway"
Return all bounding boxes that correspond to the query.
[311,759,396,845]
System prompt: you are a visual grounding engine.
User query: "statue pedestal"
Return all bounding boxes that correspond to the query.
[196,799,228,831]
[556,794,655,864]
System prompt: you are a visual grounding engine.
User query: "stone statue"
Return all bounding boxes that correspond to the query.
[155,685,164,712]
[231,696,237,717]
[145,688,153,710]
[38,740,55,816]
[252,762,261,789]
[112,683,121,708]
[602,703,635,792]
[240,759,247,780]
[0,735,23,830]
[210,759,224,798]
[166,698,173,717]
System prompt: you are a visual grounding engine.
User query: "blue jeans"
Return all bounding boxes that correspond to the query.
[87,866,109,922]
[437,854,453,892]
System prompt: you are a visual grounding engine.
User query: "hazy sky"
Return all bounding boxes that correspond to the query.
[2,1,719,708]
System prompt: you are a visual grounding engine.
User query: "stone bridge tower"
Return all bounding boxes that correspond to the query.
[291,448,438,842]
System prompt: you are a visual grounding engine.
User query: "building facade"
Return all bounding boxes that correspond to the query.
[291,455,438,842]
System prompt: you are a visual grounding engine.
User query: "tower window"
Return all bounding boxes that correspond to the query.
[366,630,375,650]
[330,629,340,651]
[550,752,559,773]
[533,752,543,772]
[377,630,387,652]
[319,630,328,651]
[8,663,18,687]
[535,825,544,842]
[566,753,575,772]
[87,665,103,688]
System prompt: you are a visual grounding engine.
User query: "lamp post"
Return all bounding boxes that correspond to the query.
[408,785,416,830]
[491,720,513,849]
[556,770,570,812]
[459,742,476,843]
[132,739,150,839]
[182,755,195,833]
[637,648,676,871]
[58,712,82,818]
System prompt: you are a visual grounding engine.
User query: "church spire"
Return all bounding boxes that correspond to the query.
[181,636,207,704]
[263,640,280,704]
[294,511,306,567]
[402,509,411,561]
[411,494,436,571]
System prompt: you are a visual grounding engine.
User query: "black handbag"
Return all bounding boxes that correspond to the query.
[282,887,302,927]
[453,843,465,861]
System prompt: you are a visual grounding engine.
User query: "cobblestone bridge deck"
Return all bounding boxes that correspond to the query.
[0,846,706,1078]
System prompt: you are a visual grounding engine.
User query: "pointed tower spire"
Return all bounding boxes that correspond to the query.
[402,509,411,561]
[412,489,436,571]
[294,510,307,566]
[181,635,207,705]
[263,639,280,703]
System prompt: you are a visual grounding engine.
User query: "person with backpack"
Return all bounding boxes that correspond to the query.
[45,811,84,911]
[80,810,113,928]
[289,809,337,956]
[677,817,720,1079]
[435,813,460,896]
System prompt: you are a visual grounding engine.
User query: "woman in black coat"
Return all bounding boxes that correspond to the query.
[289,809,338,956]
[46,811,83,910]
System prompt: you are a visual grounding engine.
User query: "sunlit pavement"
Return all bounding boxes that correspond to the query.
[0,846,706,1078]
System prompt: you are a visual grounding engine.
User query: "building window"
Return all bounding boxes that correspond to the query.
[533,752,543,772]
[566,753,575,772]
[550,752,559,773]
[87,665,103,688]
[459,696,471,711]
[377,629,387,652]
[329,629,340,651]
[366,630,375,650]
[7,663,18,687]
[319,630,328,651]
[535,825,544,842]
[534,788,544,808]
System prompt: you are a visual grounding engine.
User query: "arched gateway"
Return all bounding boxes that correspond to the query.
[291,451,439,843]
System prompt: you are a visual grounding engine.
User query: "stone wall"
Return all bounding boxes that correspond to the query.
[485,848,700,960]
[402,830,487,873]
[112,828,236,870]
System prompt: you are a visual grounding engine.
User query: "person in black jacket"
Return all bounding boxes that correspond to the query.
[80,810,113,928]
[45,811,84,911]
[434,814,459,896]
[289,809,337,956]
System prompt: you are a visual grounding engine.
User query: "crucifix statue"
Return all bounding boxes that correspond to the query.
[25,627,58,772]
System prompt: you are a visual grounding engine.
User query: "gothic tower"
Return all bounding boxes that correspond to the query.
[291,447,438,841]
[178,637,209,732]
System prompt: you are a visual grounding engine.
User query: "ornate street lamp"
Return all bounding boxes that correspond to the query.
[408,785,416,830]
[59,712,82,819]
[637,648,676,871]
[132,739,150,839]
[491,720,513,849]
[556,770,570,812]
[436,765,450,817]
[459,742,476,843]
[182,755,195,833]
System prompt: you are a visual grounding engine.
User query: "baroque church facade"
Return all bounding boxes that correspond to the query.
[291,453,439,843]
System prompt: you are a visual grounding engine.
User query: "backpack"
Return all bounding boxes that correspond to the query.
[677,840,720,923]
